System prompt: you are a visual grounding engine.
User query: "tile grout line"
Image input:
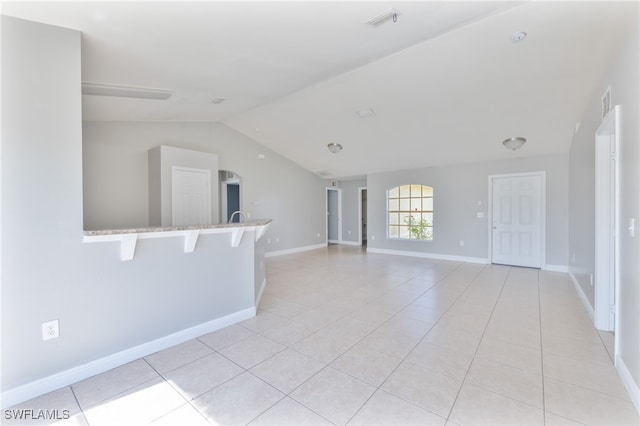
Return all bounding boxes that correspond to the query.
[538,269,547,426]
[443,264,512,421]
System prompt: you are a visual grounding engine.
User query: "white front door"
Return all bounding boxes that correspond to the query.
[172,166,211,226]
[491,173,544,268]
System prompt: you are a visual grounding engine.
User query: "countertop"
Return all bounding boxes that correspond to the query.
[84,219,272,236]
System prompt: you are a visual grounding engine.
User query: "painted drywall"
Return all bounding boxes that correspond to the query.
[366,154,569,267]
[83,122,327,253]
[339,179,367,244]
[569,18,639,393]
[0,16,259,405]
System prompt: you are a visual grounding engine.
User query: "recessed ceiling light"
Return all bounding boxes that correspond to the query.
[356,108,376,118]
[367,8,401,27]
[81,82,173,100]
[511,31,527,43]
[210,97,227,104]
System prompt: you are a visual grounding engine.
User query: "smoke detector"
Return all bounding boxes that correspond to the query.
[511,31,527,43]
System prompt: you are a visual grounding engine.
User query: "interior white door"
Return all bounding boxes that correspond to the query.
[491,174,543,268]
[327,189,339,243]
[172,166,211,226]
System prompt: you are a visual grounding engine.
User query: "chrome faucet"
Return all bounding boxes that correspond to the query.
[228,211,246,223]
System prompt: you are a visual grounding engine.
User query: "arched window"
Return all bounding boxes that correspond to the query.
[387,185,433,240]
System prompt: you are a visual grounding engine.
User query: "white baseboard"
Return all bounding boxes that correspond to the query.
[569,271,595,321]
[543,264,569,273]
[339,240,362,246]
[0,307,256,409]
[366,247,489,264]
[256,278,267,307]
[265,243,327,258]
[616,354,640,415]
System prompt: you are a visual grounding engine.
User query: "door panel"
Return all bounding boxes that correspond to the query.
[491,174,542,268]
[172,167,211,226]
[327,189,339,242]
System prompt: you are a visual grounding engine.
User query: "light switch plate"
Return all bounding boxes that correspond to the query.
[477,212,484,219]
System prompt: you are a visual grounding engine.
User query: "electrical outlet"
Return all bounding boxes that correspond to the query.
[267,238,271,244]
[317,233,320,238]
[42,320,59,341]
[590,273,594,287]
[371,235,375,241]
[348,230,351,235]
[459,240,465,247]
[275,237,279,243]
[572,253,576,263]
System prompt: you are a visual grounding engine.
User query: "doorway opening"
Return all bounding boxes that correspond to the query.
[326,187,342,244]
[359,187,367,246]
[219,170,242,223]
[488,172,545,268]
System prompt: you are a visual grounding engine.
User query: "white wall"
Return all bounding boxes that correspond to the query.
[366,154,569,267]
[569,18,639,402]
[83,121,327,253]
[0,15,263,407]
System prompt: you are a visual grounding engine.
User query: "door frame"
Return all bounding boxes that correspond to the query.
[487,171,546,267]
[594,105,620,335]
[358,187,367,246]
[326,187,342,244]
[171,165,211,226]
[220,179,241,223]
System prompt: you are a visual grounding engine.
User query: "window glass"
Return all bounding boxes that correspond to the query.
[387,185,433,241]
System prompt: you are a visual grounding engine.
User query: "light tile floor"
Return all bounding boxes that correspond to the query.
[5,246,639,425]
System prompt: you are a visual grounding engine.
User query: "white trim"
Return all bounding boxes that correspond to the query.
[367,247,489,264]
[256,278,267,307]
[326,187,342,244]
[0,307,256,409]
[339,240,362,246]
[488,171,546,268]
[615,354,640,415]
[543,264,569,273]
[265,243,327,258]
[569,272,595,321]
[358,187,367,246]
[594,105,620,333]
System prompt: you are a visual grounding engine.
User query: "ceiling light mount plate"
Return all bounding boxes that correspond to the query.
[356,108,376,118]
[327,143,343,154]
[503,137,527,150]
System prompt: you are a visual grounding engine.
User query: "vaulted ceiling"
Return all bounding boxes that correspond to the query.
[3,1,637,178]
